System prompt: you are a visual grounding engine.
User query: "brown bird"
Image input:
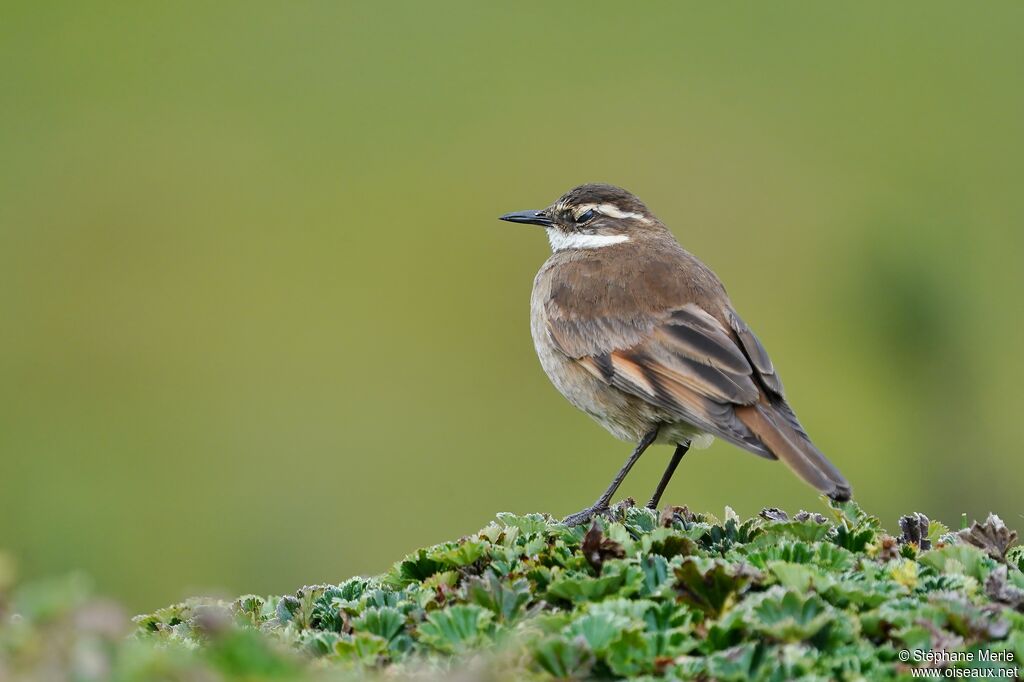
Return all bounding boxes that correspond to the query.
[500,183,851,526]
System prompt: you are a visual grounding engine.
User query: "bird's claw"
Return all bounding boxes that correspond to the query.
[562,504,612,527]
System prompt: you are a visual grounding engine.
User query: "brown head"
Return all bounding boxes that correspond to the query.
[499,183,671,251]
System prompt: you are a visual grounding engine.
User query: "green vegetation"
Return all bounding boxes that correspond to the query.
[3,502,1023,680]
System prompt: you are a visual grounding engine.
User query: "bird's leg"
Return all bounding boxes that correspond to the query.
[645,441,690,510]
[562,427,660,526]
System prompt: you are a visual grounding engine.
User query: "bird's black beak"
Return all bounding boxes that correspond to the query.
[499,210,552,227]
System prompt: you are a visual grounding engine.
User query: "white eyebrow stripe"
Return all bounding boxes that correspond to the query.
[573,202,651,222]
[572,203,598,217]
[546,229,630,251]
[596,203,649,221]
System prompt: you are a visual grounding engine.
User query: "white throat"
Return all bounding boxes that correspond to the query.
[546,229,630,252]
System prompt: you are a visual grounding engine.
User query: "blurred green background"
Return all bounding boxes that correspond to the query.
[1,2,1022,611]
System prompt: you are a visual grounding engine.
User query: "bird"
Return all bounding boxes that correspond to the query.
[499,183,851,526]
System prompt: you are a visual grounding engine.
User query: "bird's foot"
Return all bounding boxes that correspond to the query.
[562,504,611,527]
[563,498,637,526]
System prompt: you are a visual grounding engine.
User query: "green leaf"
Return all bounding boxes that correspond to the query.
[417,604,493,653]
[823,576,904,609]
[761,520,830,543]
[768,561,835,592]
[421,570,459,590]
[388,549,445,586]
[674,558,759,618]
[235,595,266,627]
[428,539,489,568]
[566,611,632,652]
[701,517,764,553]
[642,527,699,559]
[333,632,388,665]
[704,638,761,675]
[352,606,404,642]
[735,539,813,568]
[1006,545,1024,573]
[813,541,857,571]
[643,600,695,633]
[276,595,301,625]
[832,523,876,552]
[622,506,659,533]
[585,597,657,623]
[927,519,951,545]
[638,554,671,597]
[746,588,836,642]
[827,499,881,531]
[497,512,550,535]
[466,572,531,623]
[546,570,627,604]
[605,627,654,677]
[918,544,992,581]
[859,597,945,638]
[303,630,339,657]
[532,636,593,678]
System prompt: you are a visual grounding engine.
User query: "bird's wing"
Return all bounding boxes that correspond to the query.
[545,301,851,500]
[547,302,771,455]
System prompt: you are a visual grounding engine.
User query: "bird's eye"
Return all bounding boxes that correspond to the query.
[575,208,596,223]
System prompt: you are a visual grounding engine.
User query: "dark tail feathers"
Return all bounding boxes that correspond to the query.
[737,403,851,501]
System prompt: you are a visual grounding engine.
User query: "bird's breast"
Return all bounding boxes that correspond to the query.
[531,269,668,443]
